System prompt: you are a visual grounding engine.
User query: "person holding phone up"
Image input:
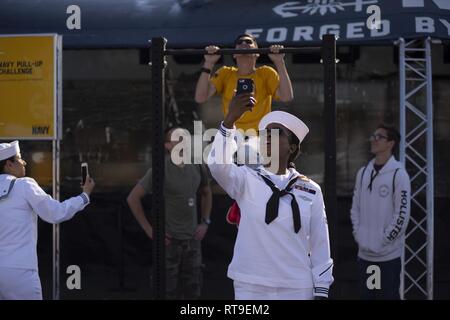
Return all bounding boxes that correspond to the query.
[0,141,95,300]
[195,34,294,226]
[207,95,333,299]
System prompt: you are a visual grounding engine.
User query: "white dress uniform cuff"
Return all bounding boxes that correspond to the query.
[79,192,90,205]
[219,122,235,137]
[313,287,329,298]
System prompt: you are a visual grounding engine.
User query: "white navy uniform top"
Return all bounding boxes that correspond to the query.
[0,174,89,270]
[208,123,334,298]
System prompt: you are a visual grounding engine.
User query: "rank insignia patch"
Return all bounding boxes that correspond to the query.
[294,184,316,195]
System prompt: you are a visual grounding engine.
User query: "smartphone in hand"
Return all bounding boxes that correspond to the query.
[236,78,255,108]
[81,162,89,185]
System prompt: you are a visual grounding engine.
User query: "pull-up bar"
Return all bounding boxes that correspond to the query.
[150,35,337,300]
[163,47,322,56]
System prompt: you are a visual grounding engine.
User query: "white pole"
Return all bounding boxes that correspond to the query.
[52,140,60,300]
[425,37,434,300]
[398,37,406,300]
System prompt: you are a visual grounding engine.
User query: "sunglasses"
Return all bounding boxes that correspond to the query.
[235,38,254,45]
[370,133,388,141]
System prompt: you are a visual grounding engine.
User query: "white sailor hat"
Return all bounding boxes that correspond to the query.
[0,141,20,161]
[258,111,309,143]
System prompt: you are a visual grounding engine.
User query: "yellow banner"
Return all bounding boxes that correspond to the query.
[0,35,57,139]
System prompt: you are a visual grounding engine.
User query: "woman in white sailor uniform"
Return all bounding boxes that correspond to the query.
[0,141,95,300]
[207,93,334,300]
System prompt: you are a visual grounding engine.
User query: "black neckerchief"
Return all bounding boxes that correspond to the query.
[0,178,16,201]
[258,172,301,233]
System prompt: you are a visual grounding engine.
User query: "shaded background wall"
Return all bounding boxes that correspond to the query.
[4,44,449,299]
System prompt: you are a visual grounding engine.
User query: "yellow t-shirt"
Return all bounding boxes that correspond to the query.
[210,65,280,133]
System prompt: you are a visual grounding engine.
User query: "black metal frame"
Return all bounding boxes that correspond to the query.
[150,37,166,299]
[150,35,336,299]
[322,35,338,266]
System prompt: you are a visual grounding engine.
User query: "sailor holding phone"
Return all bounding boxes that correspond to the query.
[0,141,95,299]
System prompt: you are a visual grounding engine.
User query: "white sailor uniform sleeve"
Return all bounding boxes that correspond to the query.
[21,177,90,224]
[309,185,334,298]
[207,122,246,200]
[383,168,411,245]
[350,167,363,243]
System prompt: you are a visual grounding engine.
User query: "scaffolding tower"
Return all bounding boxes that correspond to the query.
[398,37,434,300]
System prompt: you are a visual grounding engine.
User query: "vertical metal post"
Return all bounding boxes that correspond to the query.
[118,204,125,290]
[150,37,166,300]
[322,34,337,266]
[398,37,406,300]
[399,38,406,164]
[425,37,434,300]
[52,34,63,301]
[52,139,60,300]
[398,38,434,299]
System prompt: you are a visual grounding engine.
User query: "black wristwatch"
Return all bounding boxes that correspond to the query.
[202,217,211,225]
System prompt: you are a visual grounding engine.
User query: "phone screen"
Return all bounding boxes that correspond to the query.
[236,78,254,95]
[81,163,88,185]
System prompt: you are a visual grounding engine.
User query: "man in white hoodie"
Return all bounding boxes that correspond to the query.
[350,124,411,300]
[0,141,95,299]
